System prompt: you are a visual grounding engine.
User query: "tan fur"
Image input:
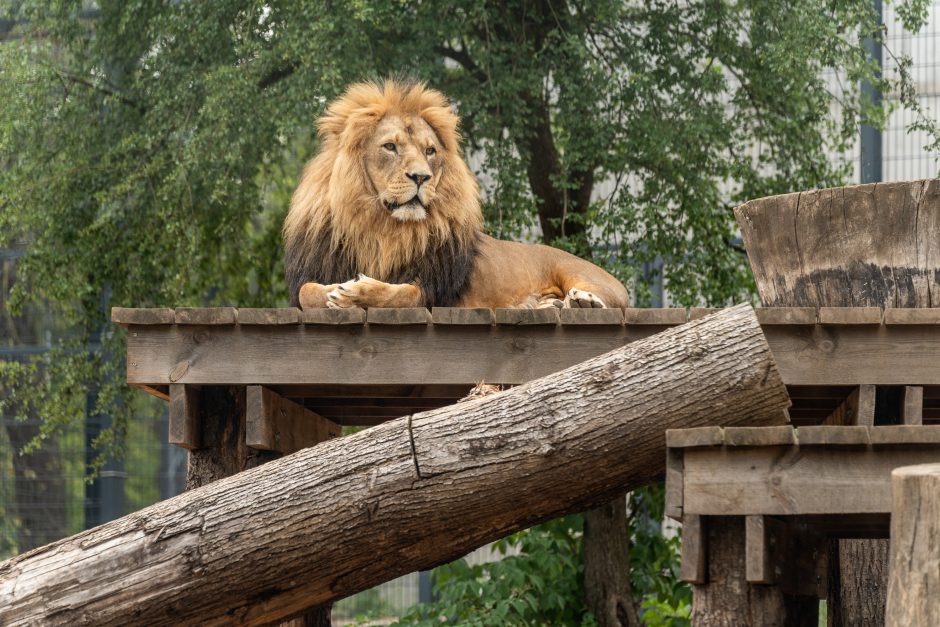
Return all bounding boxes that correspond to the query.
[285,79,629,310]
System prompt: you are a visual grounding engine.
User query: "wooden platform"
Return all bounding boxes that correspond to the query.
[114,306,940,428]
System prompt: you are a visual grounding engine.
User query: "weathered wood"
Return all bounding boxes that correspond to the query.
[745,515,785,584]
[724,425,795,446]
[583,497,639,627]
[869,425,940,444]
[818,307,882,325]
[169,384,200,449]
[756,307,817,325]
[559,308,624,325]
[681,444,940,516]
[237,308,301,325]
[301,307,366,324]
[902,386,923,425]
[124,322,940,388]
[734,180,940,309]
[666,426,724,448]
[665,448,684,519]
[885,463,940,627]
[823,385,875,426]
[828,539,888,627]
[430,307,494,325]
[366,307,431,325]
[111,307,175,326]
[797,425,870,445]
[493,307,559,325]
[174,307,237,325]
[689,307,721,320]
[0,304,791,626]
[622,307,687,324]
[246,386,340,454]
[691,517,787,626]
[883,308,940,324]
[679,514,706,584]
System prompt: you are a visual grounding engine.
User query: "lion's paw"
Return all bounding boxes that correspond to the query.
[565,288,606,309]
[326,274,380,309]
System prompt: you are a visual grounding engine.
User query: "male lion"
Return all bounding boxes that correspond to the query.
[284,79,628,310]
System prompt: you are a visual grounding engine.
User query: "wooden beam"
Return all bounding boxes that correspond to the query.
[681,444,940,516]
[823,385,875,426]
[169,384,200,449]
[680,514,706,584]
[246,386,340,454]
[125,323,940,388]
[745,515,785,584]
[665,448,684,519]
[902,386,924,425]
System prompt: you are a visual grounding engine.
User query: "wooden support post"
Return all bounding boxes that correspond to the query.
[901,386,923,425]
[246,386,340,454]
[169,384,200,449]
[745,515,783,585]
[885,463,940,627]
[680,515,706,584]
[823,385,875,426]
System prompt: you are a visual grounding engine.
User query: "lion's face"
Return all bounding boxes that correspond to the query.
[364,115,443,222]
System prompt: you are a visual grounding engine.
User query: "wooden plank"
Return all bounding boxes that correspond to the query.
[494,307,559,325]
[276,308,301,324]
[689,307,721,321]
[126,324,940,387]
[679,514,707,584]
[756,307,817,325]
[666,426,724,448]
[169,384,200,449]
[367,307,431,325]
[665,448,684,519]
[236,308,278,325]
[174,307,237,325]
[246,386,340,454]
[869,425,940,445]
[682,445,940,516]
[902,386,924,425]
[302,307,367,325]
[745,515,786,584]
[724,426,795,447]
[818,307,882,325]
[431,307,494,325]
[797,426,870,445]
[884,308,940,325]
[558,308,624,325]
[823,385,875,426]
[623,308,687,325]
[111,307,175,326]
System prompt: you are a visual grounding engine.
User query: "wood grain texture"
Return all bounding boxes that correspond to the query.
[174,308,237,325]
[885,463,940,627]
[169,384,200,449]
[111,307,175,326]
[430,307,494,325]
[558,308,624,325]
[246,386,340,454]
[494,307,559,325]
[366,307,431,325]
[902,386,924,425]
[681,445,940,516]
[679,515,706,584]
[735,180,940,309]
[301,308,366,325]
[884,308,940,324]
[755,307,817,325]
[818,307,882,325]
[0,304,790,627]
[622,308,687,325]
[125,324,940,387]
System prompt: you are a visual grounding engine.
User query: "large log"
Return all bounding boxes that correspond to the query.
[0,304,790,626]
[885,463,940,627]
[734,180,940,309]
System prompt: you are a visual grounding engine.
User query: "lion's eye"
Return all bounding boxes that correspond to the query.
[383,143,397,152]
[425,146,437,156]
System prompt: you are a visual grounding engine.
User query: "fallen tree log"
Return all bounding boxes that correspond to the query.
[0,304,790,626]
[885,463,940,627]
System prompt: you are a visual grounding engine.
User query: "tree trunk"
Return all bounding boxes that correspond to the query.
[0,304,790,627]
[583,496,639,627]
[885,463,940,627]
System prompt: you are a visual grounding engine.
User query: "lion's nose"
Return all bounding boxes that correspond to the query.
[407,171,431,187]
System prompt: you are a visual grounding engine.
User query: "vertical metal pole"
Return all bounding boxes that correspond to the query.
[861,0,884,184]
[418,570,434,604]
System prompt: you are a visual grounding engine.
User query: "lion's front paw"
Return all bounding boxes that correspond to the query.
[565,287,606,309]
[326,275,380,309]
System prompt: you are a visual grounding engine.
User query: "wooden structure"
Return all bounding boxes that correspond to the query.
[0,306,793,626]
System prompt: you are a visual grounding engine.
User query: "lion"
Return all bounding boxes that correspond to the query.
[284,79,628,311]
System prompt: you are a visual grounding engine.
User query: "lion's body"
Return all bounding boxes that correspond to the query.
[283,80,628,311]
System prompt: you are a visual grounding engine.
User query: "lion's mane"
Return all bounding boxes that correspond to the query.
[283,80,483,307]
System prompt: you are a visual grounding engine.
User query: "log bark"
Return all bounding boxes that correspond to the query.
[583,497,639,627]
[885,463,940,627]
[0,304,790,627]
